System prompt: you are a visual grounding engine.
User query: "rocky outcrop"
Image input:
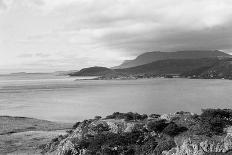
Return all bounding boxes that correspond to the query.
[43,110,232,155]
[48,119,146,154]
[163,135,232,155]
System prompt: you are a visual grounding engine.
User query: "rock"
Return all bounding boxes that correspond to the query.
[160,113,177,121]
[163,135,232,155]
[56,140,78,155]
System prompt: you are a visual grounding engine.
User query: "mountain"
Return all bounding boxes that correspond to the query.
[113,50,230,69]
[69,52,232,80]
[69,58,224,79]
[116,58,220,75]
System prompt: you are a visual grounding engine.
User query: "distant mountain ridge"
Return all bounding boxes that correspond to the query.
[113,50,230,69]
[69,50,232,80]
[115,58,220,75]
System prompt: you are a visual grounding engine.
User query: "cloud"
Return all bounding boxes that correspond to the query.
[0,0,6,10]
[1,0,232,73]
[33,0,232,56]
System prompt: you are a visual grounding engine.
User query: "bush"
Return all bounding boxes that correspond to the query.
[94,116,102,120]
[199,109,232,136]
[105,112,147,121]
[147,119,168,133]
[149,114,161,118]
[92,124,110,134]
[140,137,157,154]
[162,122,188,137]
[72,122,81,129]
[154,140,176,155]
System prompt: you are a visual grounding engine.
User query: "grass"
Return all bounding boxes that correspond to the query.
[0,116,72,135]
[0,116,72,154]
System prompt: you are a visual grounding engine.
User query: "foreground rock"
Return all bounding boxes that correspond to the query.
[43,110,232,155]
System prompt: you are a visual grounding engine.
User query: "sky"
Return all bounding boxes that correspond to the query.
[1,0,232,73]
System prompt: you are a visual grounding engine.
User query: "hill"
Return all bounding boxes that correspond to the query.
[69,66,115,76]
[182,58,232,79]
[43,109,232,155]
[69,58,232,80]
[0,116,71,154]
[113,50,230,69]
[116,58,220,76]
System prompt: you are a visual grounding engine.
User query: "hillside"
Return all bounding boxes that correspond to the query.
[43,109,232,155]
[182,58,232,79]
[113,50,230,69]
[69,57,232,80]
[116,58,220,76]
[69,67,115,76]
[0,116,71,154]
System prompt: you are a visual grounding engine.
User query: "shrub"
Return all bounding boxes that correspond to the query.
[162,122,188,137]
[140,137,158,154]
[94,116,102,120]
[72,121,81,129]
[199,109,232,136]
[154,140,176,155]
[66,129,73,134]
[105,112,147,121]
[149,114,161,118]
[92,124,110,134]
[147,119,168,133]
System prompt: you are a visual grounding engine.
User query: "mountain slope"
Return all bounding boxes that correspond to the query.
[69,66,115,76]
[182,58,232,79]
[113,50,230,69]
[115,58,220,75]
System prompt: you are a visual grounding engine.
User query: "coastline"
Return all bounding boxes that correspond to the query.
[3,109,232,155]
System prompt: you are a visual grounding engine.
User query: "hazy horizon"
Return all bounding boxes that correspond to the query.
[1,0,232,73]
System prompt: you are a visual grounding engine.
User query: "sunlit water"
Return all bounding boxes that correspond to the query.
[0,74,232,123]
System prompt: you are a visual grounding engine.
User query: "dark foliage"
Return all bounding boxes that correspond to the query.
[147,119,168,133]
[198,109,232,136]
[94,116,102,120]
[72,122,81,129]
[162,122,188,137]
[92,124,110,134]
[74,130,146,154]
[149,114,161,118]
[105,112,147,121]
[140,137,158,155]
[154,140,176,155]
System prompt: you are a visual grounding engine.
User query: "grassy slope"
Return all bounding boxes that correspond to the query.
[0,116,72,154]
[0,116,71,135]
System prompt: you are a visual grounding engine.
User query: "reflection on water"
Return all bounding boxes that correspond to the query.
[0,74,232,123]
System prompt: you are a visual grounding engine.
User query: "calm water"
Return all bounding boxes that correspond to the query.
[0,74,232,123]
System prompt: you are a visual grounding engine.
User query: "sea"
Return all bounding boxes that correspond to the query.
[0,74,232,123]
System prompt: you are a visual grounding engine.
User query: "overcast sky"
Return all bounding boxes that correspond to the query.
[1,0,232,73]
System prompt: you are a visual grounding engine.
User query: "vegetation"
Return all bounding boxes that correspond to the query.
[68,67,115,76]
[162,122,188,137]
[44,109,232,155]
[92,124,110,134]
[198,109,232,136]
[147,119,168,133]
[105,112,147,121]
